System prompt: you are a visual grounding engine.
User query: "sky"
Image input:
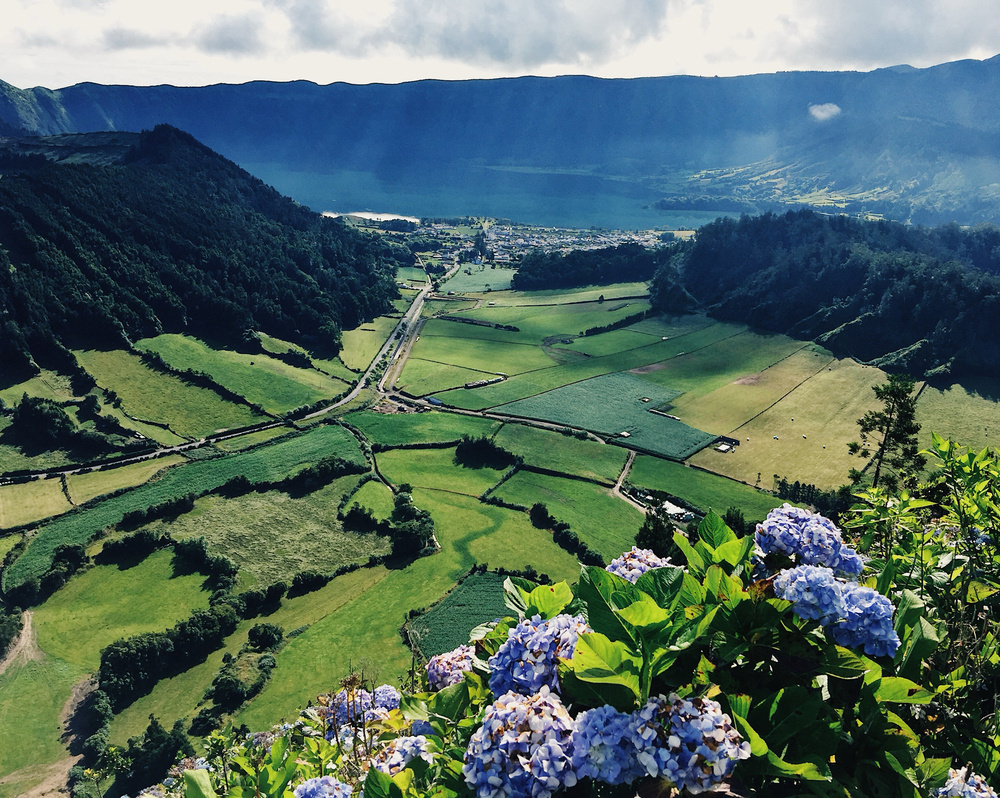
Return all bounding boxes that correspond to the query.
[4,0,1000,90]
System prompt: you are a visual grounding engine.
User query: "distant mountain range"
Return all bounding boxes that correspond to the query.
[3,56,1000,227]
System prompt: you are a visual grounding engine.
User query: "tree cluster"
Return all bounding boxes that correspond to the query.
[511,242,673,291]
[0,125,406,379]
[454,435,519,470]
[651,210,1000,379]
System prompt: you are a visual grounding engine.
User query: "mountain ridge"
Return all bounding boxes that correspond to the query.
[4,57,1000,226]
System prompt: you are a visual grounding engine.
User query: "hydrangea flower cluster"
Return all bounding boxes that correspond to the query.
[773,564,846,621]
[371,735,434,776]
[463,687,578,798]
[570,704,640,785]
[936,767,999,798]
[426,644,476,691]
[755,504,863,576]
[774,565,900,657]
[606,546,673,582]
[627,693,751,793]
[488,614,591,697]
[293,775,354,798]
[326,684,406,740]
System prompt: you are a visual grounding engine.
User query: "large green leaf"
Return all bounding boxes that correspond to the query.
[821,645,870,680]
[428,680,471,721]
[502,576,533,617]
[634,565,684,610]
[616,595,671,632]
[895,616,940,681]
[672,530,706,576]
[525,581,573,619]
[569,632,642,698]
[577,567,637,644]
[715,535,755,568]
[183,770,218,798]
[363,767,405,798]
[874,676,934,704]
[698,511,737,549]
[704,565,744,609]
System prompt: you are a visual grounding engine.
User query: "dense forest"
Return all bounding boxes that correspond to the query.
[0,126,407,381]
[511,242,672,290]
[651,210,1000,378]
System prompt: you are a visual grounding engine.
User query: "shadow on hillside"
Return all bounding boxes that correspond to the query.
[925,374,1000,403]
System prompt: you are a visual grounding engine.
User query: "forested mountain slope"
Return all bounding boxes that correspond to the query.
[651,210,1000,378]
[3,56,1000,224]
[0,126,405,380]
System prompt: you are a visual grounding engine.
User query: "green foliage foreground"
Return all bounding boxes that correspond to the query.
[96,434,1000,798]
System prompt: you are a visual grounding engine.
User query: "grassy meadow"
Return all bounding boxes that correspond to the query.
[346,409,501,446]
[0,477,71,530]
[375,447,506,497]
[349,480,396,520]
[136,334,348,414]
[339,316,400,371]
[492,423,629,485]
[65,455,186,506]
[406,570,508,658]
[74,348,264,439]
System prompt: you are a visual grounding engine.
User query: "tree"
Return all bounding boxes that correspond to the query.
[635,505,679,559]
[848,374,925,490]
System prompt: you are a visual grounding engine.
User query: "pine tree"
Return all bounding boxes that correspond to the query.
[848,374,925,490]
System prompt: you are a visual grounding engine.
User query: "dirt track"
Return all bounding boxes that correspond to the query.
[0,610,41,677]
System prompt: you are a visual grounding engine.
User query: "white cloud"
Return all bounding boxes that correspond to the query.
[809,103,841,122]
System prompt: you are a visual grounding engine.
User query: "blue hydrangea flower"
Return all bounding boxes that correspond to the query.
[371,735,434,776]
[773,565,846,622]
[331,688,372,726]
[936,767,999,797]
[755,504,863,576]
[606,547,673,583]
[463,687,578,798]
[427,644,476,691]
[488,614,591,697]
[571,704,640,785]
[626,693,750,793]
[372,684,401,710]
[827,581,900,658]
[293,775,354,798]
[410,719,436,737]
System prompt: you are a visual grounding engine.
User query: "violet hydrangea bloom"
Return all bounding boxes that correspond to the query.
[773,565,847,622]
[755,504,863,576]
[331,688,372,726]
[571,704,640,785]
[293,776,354,798]
[606,547,673,583]
[627,693,750,794]
[427,644,476,691]
[488,614,591,697]
[371,735,434,776]
[463,687,578,798]
[827,581,901,658]
[936,767,999,798]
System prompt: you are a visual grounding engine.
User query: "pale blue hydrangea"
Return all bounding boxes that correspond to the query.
[372,684,401,710]
[331,688,372,726]
[626,693,750,794]
[488,614,591,697]
[293,775,354,798]
[606,547,673,583]
[371,735,434,776]
[410,719,435,737]
[773,565,847,621]
[463,687,578,798]
[570,704,639,785]
[427,644,476,691]
[755,504,863,576]
[936,767,999,797]
[827,581,901,658]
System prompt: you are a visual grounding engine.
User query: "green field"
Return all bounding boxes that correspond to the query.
[4,424,366,589]
[436,321,744,410]
[461,282,649,307]
[688,359,888,490]
[212,426,293,451]
[74,349,264,439]
[627,455,787,521]
[416,318,527,345]
[236,488,580,730]
[136,334,348,414]
[493,470,643,560]
[375,447,506,497]
[405,333,556,376]
[395,359,496,395]
[349,480,396,520]
[0,369,80,406]
[441,265,516,292]
[0,535,20,560]
[916,378,1000,453]
[340,317,400,371]
[494,372,716,460]
[259,333,360,383]
[0,478,71,530]
[493,424,628,485]
[421,298,478,318]
[406,570,508,658]
[146,475,389,588]
[0,417,74,475]
[453,299,652,342]
[0,550,209,795]
[65,455,186,506]
[347,409,501,446]
[395,266,428,284]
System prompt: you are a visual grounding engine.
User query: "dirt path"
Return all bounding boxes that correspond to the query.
[611,450,647,512]
[0,757,76,798]
[0,610,41,678]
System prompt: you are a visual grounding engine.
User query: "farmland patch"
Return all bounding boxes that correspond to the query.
[406,571,508,658]
[375,448,506,497]
[347,410,501,446]
[65,454,186,506]
[492,424,628,485]
[0,477,71,530]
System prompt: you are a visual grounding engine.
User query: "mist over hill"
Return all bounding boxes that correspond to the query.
[3,56,1000,226]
